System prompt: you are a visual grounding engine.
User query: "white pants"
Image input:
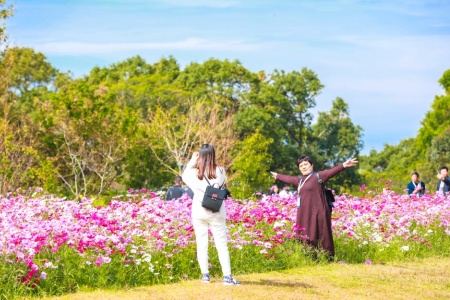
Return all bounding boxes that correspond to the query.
[192,217,231,276]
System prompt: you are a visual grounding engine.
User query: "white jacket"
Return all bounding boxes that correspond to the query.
[182,157,227,219]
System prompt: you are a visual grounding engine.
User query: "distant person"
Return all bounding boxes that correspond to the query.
[270,185,279,195]
[165,176,186,200]
[186,186,194,199]
[407,172,425,196]
[436,166,450,195]
[279,185,291,198]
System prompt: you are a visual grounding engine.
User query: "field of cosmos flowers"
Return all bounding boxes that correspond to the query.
[1,186,450,298]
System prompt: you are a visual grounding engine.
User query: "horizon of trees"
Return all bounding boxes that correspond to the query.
[1,2,448,199]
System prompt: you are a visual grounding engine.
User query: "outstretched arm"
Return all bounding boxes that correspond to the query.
[319,158,359,183]
[270,171,300,186]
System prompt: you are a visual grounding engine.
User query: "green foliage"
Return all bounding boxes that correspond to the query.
[312,98,363,166]
[31,81,141,198]
[359,138,425,193]
[438,69,450,94]
[427,126,450,168]
[235,68,327,175]
[310,97,363,189]
[0,0,13,44]
[416,71,450,153]
[270,68,324,154]
[229,130,274,199]
[6,47,57,94]
[0,19,369,196]
[176,58,259,110]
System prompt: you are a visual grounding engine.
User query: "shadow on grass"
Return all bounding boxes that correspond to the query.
[242,278,315,288]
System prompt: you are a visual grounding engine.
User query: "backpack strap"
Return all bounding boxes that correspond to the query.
[316,172,335,208]
[203,172,225,189]
[316,172,323,185]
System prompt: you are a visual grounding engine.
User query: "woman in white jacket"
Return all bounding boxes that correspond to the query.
[182,144,240,285]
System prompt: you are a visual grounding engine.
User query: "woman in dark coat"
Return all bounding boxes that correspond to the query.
[270,156,358,258]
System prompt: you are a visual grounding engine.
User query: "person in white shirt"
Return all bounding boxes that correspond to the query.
[278,185,291,198]
[182,143,240,286]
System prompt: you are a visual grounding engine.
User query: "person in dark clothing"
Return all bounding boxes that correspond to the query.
[186,187,194,199]
[436,166,450,195]
[270,156,358,258]
[166,176,186,200]
[407,171,425,196]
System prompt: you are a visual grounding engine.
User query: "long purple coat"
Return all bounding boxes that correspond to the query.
[276,164,345,256]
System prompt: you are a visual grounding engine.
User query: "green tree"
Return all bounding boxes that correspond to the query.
[87,55,183,119]
[176,58,259,111]
[310,97,363,187]
[122,141,173,190]
[427,126,450,170]
[270,68,324,153]
[35,82,140,198]
[359,138,421,193]
[0,4,49,193]
[236,68,324,174]
[228,130,273,199]
[7,47,57,94]
[416,69,450,153]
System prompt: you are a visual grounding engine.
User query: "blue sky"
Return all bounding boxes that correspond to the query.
[6,0,450,154]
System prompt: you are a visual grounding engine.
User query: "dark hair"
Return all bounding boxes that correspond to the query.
[196,144,217,180]
[411,171,419,177]
[175,176,183,183]
[296,156,314,167]
[440,166,448,172]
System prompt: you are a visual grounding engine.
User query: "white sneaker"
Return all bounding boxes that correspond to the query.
[201,273,210,283]
[223,275,241,286]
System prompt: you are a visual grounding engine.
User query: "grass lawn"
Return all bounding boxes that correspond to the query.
[45,257,450,300]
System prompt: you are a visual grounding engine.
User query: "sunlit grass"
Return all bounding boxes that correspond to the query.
[43,257,450,300]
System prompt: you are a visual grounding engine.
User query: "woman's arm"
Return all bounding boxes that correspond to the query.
[270,171,300,186]
[319,158,358,182]
[182,153,199,190]
[318,164,346,183]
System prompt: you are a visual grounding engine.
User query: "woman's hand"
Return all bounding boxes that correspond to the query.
[270,171,278,179]
[191,152,199,160]
[343,158,358,168]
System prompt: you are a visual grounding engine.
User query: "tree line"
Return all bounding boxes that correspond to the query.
[1,2,447,198]
[0,42,366,199]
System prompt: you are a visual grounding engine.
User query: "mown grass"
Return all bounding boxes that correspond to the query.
[42,257,450,300]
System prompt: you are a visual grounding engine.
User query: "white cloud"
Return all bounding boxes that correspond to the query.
[29,38,260,56]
